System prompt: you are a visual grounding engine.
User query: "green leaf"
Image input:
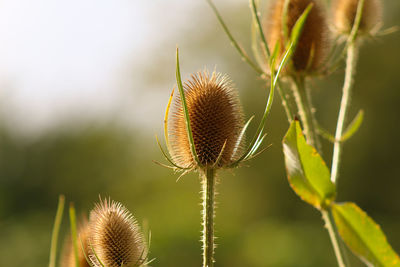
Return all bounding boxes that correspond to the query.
[317,123,336,143]
[175,47,200,167]
[341,109,364,142]
[289,3,313,50]
[49,195,65,267]
[332,202,400,267]
[282,120,336,209]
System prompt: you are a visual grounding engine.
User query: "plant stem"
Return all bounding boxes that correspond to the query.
[49,195,65,267]
[69,203,80,267]
[321,210,346,267]
[201,168,216,267]
[305,83,322,152]
[291,76,320,151]
[331,43,358,184]
[206,0,264,75]
[277,80,294,122]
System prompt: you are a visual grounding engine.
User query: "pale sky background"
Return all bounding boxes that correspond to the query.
[0,0,242,137]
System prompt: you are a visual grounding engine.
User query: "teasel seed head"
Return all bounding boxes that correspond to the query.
[332,0,382,35]
[265,0,328,73]
[168,71,244,169]
[61,219,91,267]
[88,198,147,267]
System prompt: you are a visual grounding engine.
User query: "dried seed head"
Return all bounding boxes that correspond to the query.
[61,219,91,267]
[265,0,328,73]
[89,199,147,267]
[333,0,381,34]
[168,71,244,168]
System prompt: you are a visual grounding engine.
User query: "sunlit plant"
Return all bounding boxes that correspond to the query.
[48,196,152,267]
[156,44,295,266]
[46,0,399,266]
[206,0,400,266]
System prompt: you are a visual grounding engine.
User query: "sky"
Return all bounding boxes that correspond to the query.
[0,0,241,137]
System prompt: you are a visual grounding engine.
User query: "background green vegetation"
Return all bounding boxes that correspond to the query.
[0,1,399,266]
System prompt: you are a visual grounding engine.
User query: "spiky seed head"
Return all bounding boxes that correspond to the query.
[61,219,91,267]
[168,71,244,169]
[265,0,328,73]
[332,0,381,34]
[88,199,147,267]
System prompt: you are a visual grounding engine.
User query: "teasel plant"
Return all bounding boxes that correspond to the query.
[48,196,153,267]
[155,11,308,263]
[156,42,295,266]
[207,0,400,266]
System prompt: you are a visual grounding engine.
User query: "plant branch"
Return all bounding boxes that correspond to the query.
[206,0,264,75]
[331,43,358,183]
[321,209,346,267]
[277,81,294,122]
[291,76,320,151]
[201,168,216,267]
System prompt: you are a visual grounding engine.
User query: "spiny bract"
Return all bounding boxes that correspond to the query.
[169,71,244,169]
[88,199,147,267]
[265,0,328,73]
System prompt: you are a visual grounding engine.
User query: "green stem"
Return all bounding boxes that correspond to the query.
[201,168,216,267]
[331,43,358,184]
[206,0,264,75]
[49,195,65,267]
[69,203,80,267]
[291,76,320,151]
[277,80,294,122]
[321,210,346,267]
[305,84,322,152]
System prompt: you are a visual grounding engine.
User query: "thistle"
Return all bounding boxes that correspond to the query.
[168,71,244,169]
[332,0,382,35]
[167,68,245,267]
[157,47,293,267]
[265,0,328,73]
[88,198,147,267]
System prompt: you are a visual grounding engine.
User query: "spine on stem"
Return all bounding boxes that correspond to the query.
[291,76,321,151]
[201,169,216,267]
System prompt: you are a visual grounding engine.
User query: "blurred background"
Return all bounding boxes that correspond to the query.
[0,0,399,266]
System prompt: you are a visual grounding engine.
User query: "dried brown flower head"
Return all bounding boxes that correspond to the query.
[333,0,381,34]
[61,219,91,267]
[265,0,328,73]
[89,199,147,267]
[168,71,244,168]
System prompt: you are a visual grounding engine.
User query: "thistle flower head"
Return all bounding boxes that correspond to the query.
[332,0,381,35]
[265,0,328,73]
[88,198,147,267]
[168,71,244,169]
[61,219,91,267]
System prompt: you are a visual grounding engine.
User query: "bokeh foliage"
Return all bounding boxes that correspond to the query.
[0,1,400,266]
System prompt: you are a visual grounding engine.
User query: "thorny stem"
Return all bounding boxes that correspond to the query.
[291,76,320,151]
[331,43,358,183]
[201,168,216,267]
[305,83,322,152]
[277,81,294,122]
[321,210,346,267]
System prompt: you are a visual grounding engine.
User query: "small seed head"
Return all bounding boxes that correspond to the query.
[88,199,147,267]
[61,219,91,267]
[169,71,244,169]
[265,0,328,73]
[333,0,382,34]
